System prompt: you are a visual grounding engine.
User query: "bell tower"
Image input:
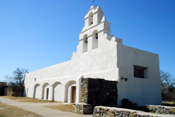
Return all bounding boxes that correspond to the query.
[78,5,111,53]
[84,5,103,28]
[81,5,111,34]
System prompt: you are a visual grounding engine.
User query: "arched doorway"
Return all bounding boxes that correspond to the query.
[42,83,49,100]
[65,80,76,103]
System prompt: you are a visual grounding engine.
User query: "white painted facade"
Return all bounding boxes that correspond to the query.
[24,5,161,106]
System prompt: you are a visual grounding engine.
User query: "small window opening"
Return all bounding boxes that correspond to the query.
[34,78,36,82]
[134,66,147,78]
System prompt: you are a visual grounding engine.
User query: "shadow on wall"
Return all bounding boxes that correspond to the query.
[80,78,118,108]
[0,82,7,96]
[0,86,6,96]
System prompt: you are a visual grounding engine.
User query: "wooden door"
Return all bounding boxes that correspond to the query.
[46,88,49,100]
[71,86,76,103]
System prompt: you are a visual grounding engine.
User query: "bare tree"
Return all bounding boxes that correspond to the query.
[4,68,28,86]
[160,70,175,92]
[160,70,175,101]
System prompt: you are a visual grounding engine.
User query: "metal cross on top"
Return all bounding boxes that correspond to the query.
[92,0,95,5]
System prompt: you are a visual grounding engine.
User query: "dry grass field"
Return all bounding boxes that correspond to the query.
[45,104,73,112]
[162,101,175,106]
[2,96,60,103]
[0,102,42,117]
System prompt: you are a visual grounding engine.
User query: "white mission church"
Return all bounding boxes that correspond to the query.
[24,5,162,106]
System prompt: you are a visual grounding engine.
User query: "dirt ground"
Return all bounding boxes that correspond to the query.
[45,104,73,112]
[0,102,42,117]
[2,96,60,103]
[1,96,74,116]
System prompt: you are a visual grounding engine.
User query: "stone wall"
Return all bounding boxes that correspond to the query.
[147,105,175,114]
[80,78,118,107]
[72,103,92,114]
[7,86,24,96]
[80,78,88,103]
[0,82,7,86]
[93,106,160,117]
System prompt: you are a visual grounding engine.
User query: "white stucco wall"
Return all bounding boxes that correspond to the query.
[117,43,162,106]
[53,82,62,101]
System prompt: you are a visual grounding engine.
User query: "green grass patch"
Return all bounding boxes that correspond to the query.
[149,109,155,113]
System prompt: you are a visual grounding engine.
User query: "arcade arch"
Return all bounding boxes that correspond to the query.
[65,80,76,103]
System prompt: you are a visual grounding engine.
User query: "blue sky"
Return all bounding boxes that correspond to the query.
[0,0,175,81]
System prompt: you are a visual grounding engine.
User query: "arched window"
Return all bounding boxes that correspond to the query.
[92,30,98,49]
[89,12,93,26]
[83,35,88,52]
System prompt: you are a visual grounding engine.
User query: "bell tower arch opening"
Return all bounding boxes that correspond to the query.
[92,30,98,49]
[83,35,88,52]
[89,12,93,26]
